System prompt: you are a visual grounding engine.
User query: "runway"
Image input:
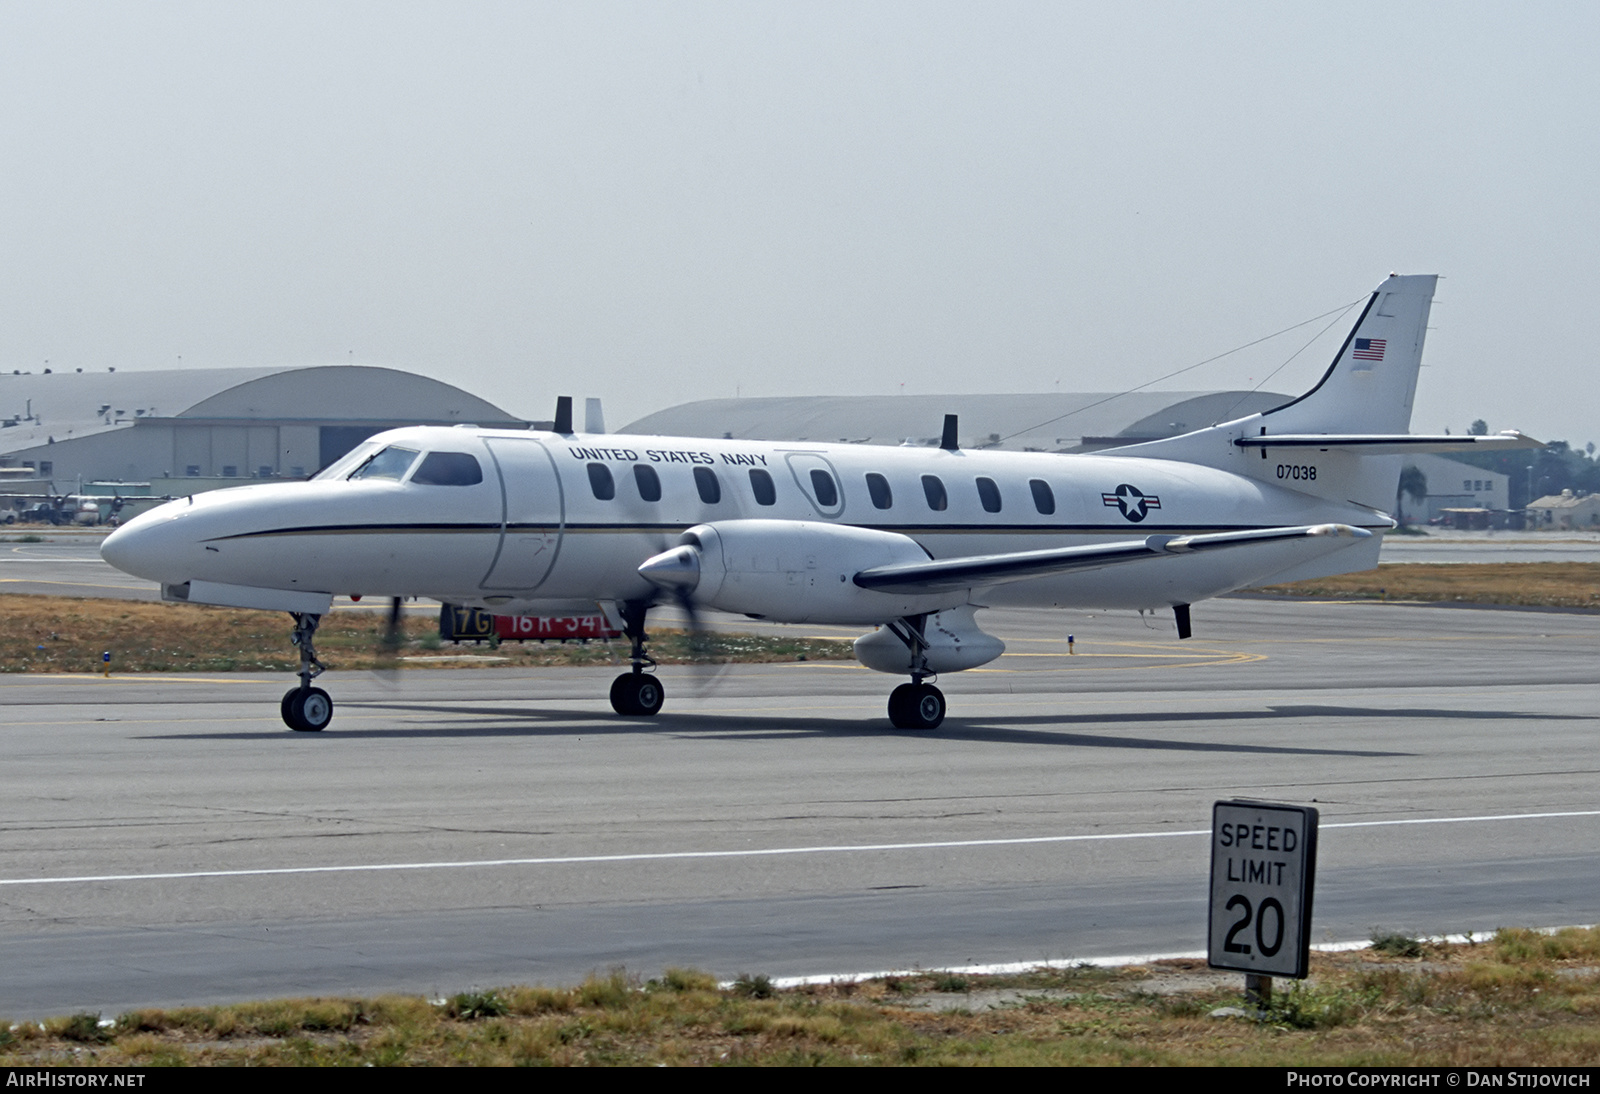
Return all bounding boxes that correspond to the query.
[0,596,1596,1015]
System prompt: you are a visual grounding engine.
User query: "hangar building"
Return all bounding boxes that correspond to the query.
[0,366,525,491]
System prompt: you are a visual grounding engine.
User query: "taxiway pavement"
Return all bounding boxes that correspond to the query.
[0,597,1595,1015]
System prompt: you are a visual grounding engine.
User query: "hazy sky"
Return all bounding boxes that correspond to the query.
[2,2,1595,444]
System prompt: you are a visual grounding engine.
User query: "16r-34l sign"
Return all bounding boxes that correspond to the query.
[1208,800,1319,979]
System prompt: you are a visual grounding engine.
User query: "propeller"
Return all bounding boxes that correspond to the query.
[370,595,406,679]
[637,542,726,693]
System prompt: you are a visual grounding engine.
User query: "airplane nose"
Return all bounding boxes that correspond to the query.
[100,504,190,583]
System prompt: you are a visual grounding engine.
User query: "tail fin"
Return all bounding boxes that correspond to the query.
[1257,273,1436,435]
[1103,273,1439,514]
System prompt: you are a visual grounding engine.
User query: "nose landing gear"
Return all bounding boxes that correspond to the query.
[609,600,665,717]
[282,612,333,732]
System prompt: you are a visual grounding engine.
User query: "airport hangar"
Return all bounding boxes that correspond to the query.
[0,365,527,494]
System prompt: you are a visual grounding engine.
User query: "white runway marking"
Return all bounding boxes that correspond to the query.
[4,810,1596,888]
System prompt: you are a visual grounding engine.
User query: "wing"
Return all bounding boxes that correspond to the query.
[852,523,1371,594]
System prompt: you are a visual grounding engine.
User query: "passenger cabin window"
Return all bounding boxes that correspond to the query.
[976,476,1002,513]
[587,462,615,501]
[633,464,662,502]
[749,468,776,506]
[865,473,892,510]
[411,452,484,486]
[693,466,722,504]
[921,474,948,512]
[809,469,839,508]
[1029,478,1056,515]
[349,446,420,482]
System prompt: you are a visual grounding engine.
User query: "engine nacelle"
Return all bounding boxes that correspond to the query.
[853,606,1005,675]
[641,520,962,624]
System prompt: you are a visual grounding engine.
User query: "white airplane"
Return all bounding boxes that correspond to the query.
[100,274,1539,732]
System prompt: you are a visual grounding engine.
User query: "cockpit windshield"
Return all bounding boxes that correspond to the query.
[348,446,421,482]
[313,441,384,482]
[313,443,485,486]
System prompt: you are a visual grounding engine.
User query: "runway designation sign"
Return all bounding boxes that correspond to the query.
[1208,800,1319,978]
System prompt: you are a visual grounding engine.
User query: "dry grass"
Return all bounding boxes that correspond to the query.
[3,931,1599,1066]
[0,595,853,674]
[1250,562,1600,609]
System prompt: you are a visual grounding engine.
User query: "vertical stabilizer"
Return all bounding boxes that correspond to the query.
[1260,273,1436,435]
[1101,274,1440,517]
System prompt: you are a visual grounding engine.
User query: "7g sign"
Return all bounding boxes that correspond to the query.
[1208,800,1319,979]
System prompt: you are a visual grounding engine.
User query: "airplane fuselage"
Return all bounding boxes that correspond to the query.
[104,424,1384,620]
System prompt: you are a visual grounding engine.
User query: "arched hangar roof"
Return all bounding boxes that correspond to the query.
[178,366,521,423]
[0,365,523,456]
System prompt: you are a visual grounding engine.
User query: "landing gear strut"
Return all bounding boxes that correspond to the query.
[609,600,664,717]
[883,614,946,730]
[281,611,333,732]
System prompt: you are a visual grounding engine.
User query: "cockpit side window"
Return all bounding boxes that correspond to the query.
[411,451,484,486]
[348,446,421,482]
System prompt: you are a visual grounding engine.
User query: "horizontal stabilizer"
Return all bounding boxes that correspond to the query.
[853,524,1371,594]
[1235,430,1543,455]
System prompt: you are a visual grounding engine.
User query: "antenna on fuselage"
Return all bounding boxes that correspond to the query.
[553,396,574,436]
[940,414,959,452]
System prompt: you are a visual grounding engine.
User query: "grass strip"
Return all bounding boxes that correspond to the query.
[0,594,853,673]
[1249,561,1600,609]
[3,928,1597,1066]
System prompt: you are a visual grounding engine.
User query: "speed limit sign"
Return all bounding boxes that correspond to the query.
[1208,800,1318,979]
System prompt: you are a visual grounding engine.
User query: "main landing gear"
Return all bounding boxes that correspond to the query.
[281,611,333,732]
[609,600,665,717]
[883,614,946,730]
[888,681,945,730]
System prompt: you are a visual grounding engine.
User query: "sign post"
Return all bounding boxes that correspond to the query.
[1208,800,1319,1001]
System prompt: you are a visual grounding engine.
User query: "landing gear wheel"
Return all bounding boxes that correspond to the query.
[609,672,664,717]
[282,686,333,732]
[888,682,945,730]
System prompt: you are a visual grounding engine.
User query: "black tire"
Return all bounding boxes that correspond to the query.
[887,682,917,728]
[889,683,944,730]
[609,673,638,715]
[610,672,664,717]
[283,686,333,732]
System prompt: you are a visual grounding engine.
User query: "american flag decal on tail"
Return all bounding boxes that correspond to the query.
[1352,337,1387,361]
